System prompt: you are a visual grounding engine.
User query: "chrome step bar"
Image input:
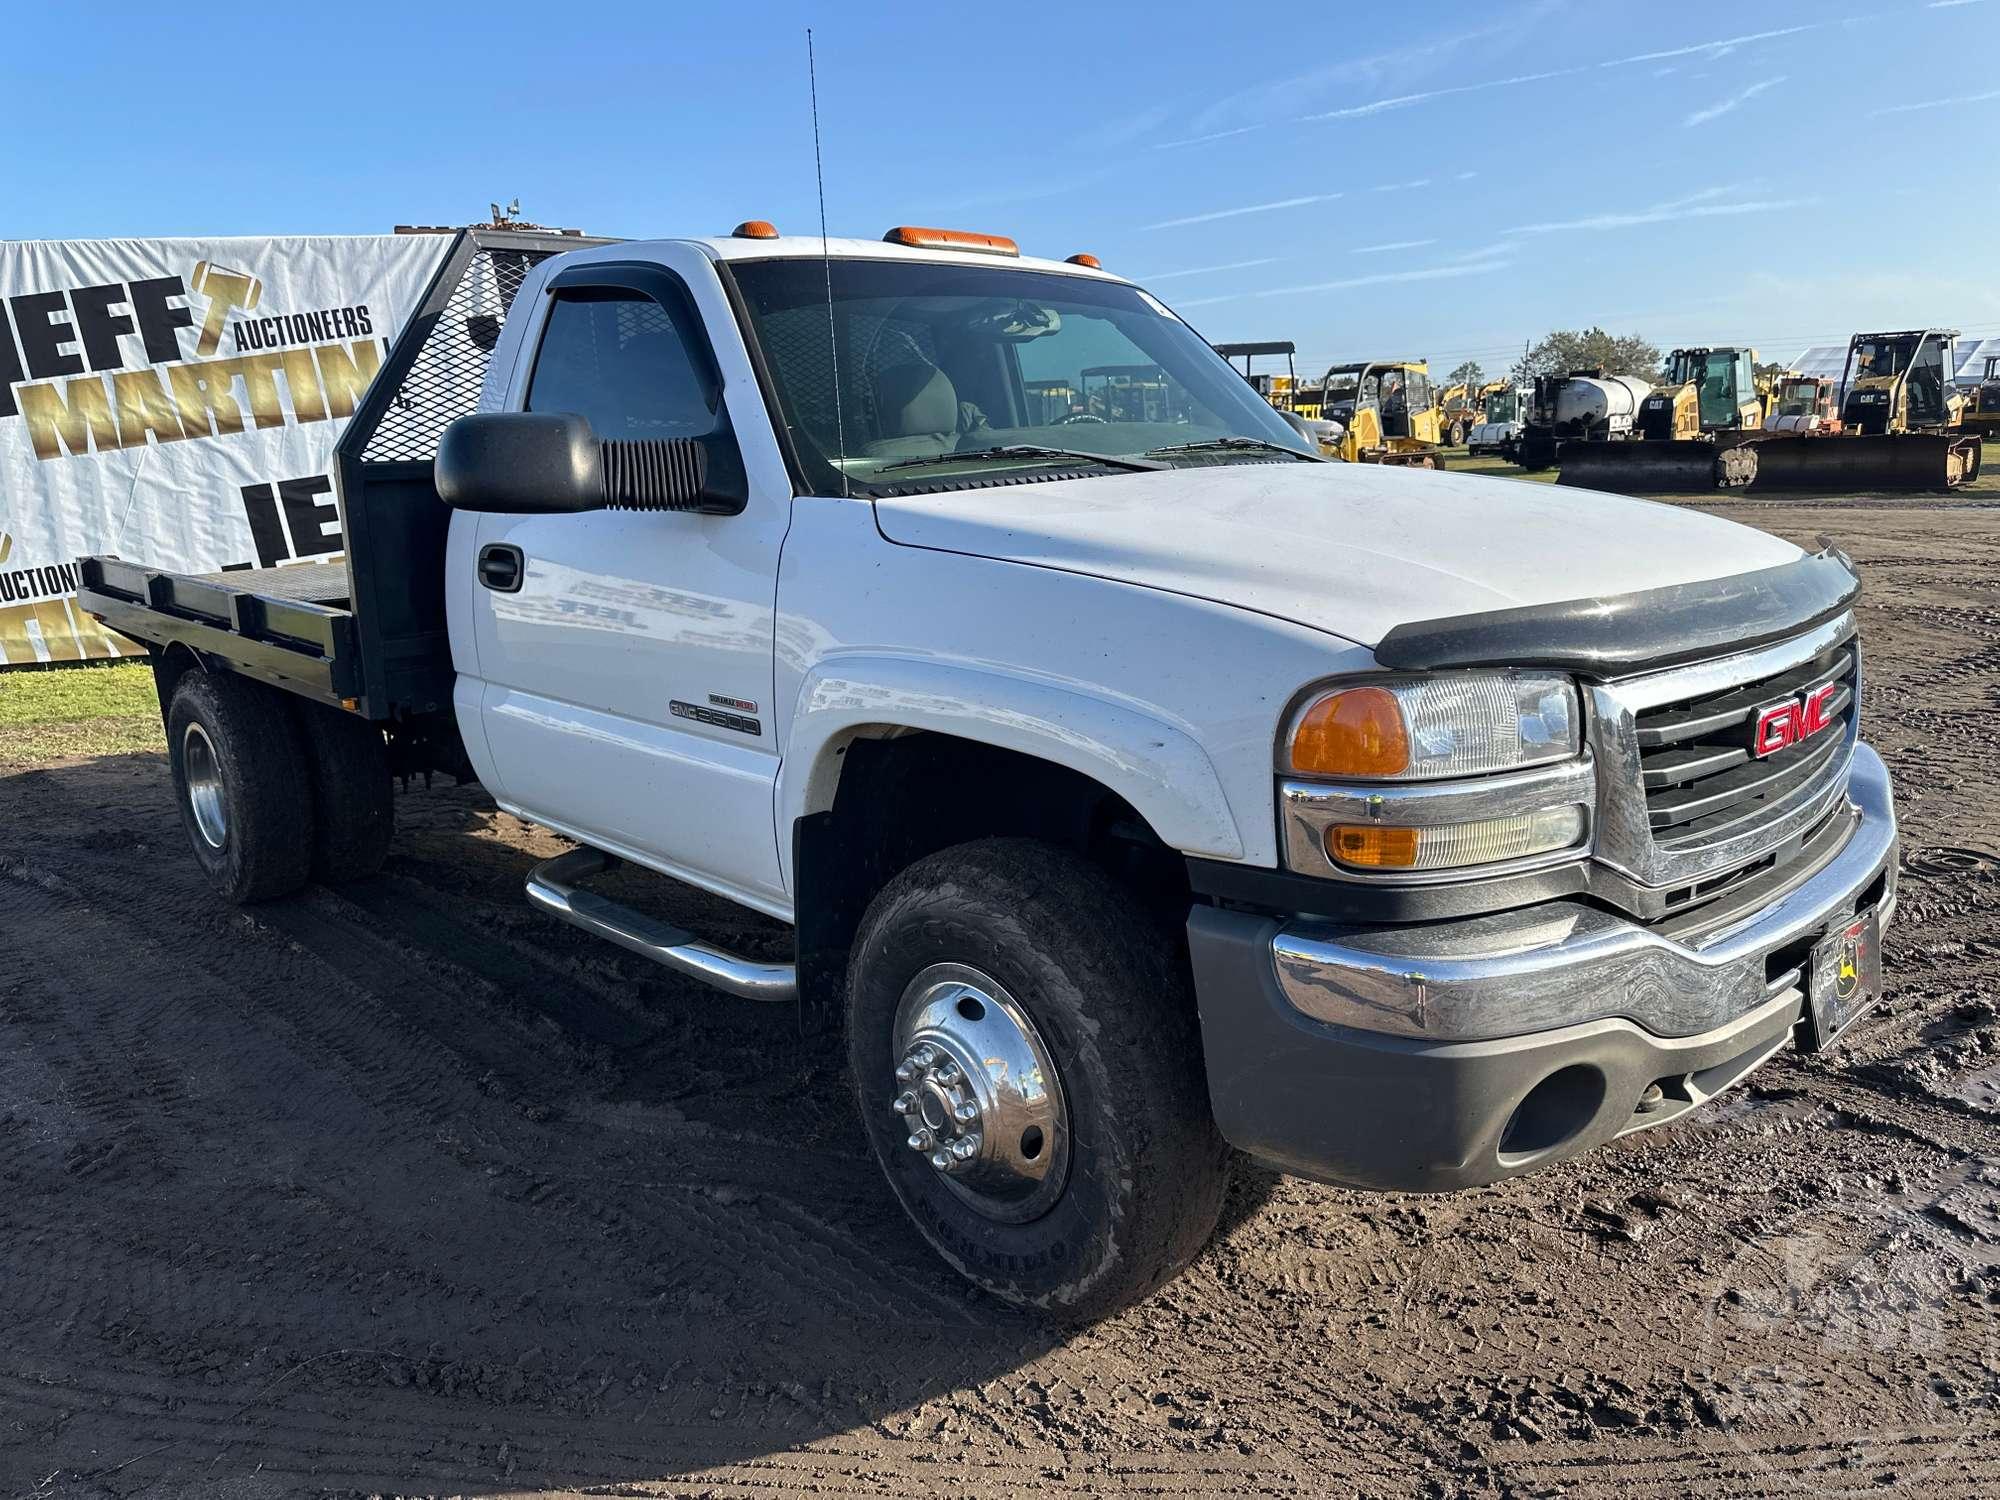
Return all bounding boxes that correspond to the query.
[525,847,796,1004]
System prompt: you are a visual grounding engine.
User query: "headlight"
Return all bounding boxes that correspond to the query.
[1289,673,1579,781]
[1279,672,1593,882]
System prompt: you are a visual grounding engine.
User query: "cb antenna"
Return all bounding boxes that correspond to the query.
[807,28,850,497]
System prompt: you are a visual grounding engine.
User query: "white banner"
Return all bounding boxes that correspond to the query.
[0,234,449,664]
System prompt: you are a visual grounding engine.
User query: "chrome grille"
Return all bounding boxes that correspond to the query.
[1636,637,1857,848]
[1587,614,1860,891]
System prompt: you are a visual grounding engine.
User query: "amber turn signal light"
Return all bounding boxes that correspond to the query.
[1290,687,1411,777]
[1326,825,1420,869]
[1065,253,1102,268]
[732,220,781,239]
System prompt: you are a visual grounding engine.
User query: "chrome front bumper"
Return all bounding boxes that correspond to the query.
[1270,741,1898,1044]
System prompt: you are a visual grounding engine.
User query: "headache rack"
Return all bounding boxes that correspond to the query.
[77,227,612,719]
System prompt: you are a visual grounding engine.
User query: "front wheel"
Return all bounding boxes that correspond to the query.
[847,839,1229,1319]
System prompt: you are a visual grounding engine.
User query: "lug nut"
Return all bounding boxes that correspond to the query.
[907,1130,932,1152]
[954,1102,978,1123]
[895,1060,918,1083]
[951,1135,980,1161]
[936,1062,961,1085]
[914,1045,938,1068]
[892,1092,916,1115]
[930,1151,952,1170]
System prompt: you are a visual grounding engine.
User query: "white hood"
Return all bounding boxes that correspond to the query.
[873,461,1802,648]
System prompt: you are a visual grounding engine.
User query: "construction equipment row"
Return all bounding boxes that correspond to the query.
[1218,329,1988,494]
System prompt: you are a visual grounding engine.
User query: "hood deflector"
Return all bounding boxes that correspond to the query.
[1372,549,1860,678]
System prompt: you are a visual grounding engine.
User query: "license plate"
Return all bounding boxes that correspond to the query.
[1801,909,1883,1053]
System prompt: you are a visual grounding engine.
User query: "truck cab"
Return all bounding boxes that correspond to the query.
[82,224,1900,1319]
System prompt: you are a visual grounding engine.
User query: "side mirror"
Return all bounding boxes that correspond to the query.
[437,412,604,514]
[436,412,749,516]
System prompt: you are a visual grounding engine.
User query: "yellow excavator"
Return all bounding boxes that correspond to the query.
[1750,329,1983,490]
[1293,359,1446,465]
[1557,346,1763,491]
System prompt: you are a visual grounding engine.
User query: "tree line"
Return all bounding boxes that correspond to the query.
[1443,328,1666,393]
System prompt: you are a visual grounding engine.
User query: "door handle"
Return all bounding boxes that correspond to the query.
[478,543,523,593]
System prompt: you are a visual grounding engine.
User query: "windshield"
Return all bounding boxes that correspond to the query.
[1482,389,1519,422]
[1851,337,1916,379]
[728,258,1314,493]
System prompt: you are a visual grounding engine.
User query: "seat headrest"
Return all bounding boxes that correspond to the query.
[875,362,957,438]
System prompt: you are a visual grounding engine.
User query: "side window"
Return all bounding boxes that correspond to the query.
[527,291,718,439]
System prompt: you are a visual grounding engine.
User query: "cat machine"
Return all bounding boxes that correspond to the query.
[1750,329,1982,490]
[1556,347,1763,492]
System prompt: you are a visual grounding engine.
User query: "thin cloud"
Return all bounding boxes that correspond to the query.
[1929,1,1987,8]
[1505,190,1813,235]
[1251,260,1514,299]
[1171,10,1558,144]
[1353,239,1437,254]
[1683,75,1787,126]
[1156,17,1853,150]
[1137,256,1287,281]
[1371,178,1433,192]
[1143,193,1341,230]
[1298,67,1586,124]
[1604,24,1818,67]
[1868,86,2000,116]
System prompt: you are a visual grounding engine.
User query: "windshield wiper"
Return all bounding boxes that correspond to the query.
[877,444,1167,475]
[1143,436,1323,462]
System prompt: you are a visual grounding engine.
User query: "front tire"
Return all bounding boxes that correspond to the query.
[166,672,314,903]
[847,839,1229,1319]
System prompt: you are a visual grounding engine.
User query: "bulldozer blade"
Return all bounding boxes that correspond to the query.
[1746,433,1984,492]
[1555,441,1754,494]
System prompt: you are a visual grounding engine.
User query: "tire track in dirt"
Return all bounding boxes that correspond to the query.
[4,498,1999,1496]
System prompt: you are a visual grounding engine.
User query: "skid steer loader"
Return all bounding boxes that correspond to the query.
[1749,329,1983,490]
[1556,347,1763,492]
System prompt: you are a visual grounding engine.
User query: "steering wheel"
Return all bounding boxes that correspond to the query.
[1055,412,1107,425]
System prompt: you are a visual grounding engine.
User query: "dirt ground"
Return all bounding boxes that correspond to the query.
[1,497,1996,1498]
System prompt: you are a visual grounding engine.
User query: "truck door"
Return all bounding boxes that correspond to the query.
[464,250,790,913]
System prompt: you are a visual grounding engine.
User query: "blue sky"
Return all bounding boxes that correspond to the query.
[6,0,1995,376]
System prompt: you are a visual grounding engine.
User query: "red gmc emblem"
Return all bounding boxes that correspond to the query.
[1752,682,1841,757]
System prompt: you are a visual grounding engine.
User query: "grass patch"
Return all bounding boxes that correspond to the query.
[0,662,163,763]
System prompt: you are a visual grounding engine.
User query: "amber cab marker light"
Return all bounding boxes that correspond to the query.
[882,226,1021,257]
[1291,686,1411,777]
[1065,253,1102,268]
[732,220,781,239]
[1327,825,1421,869]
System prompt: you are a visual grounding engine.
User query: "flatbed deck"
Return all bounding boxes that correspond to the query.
[194,562,353,608]
[77,556,363,709]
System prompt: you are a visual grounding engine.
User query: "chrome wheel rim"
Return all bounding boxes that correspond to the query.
[888,962,1070,1225]
[182,722,227,850]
